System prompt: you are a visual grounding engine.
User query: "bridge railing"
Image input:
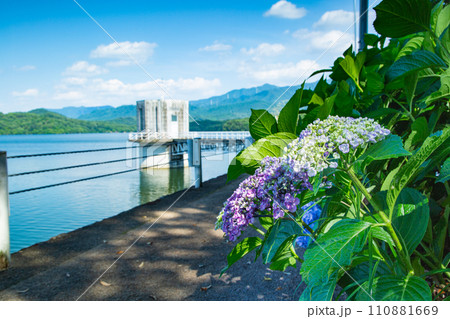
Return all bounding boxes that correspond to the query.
[129,130,251,141]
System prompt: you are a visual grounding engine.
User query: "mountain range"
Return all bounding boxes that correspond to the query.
[44,83,315,122]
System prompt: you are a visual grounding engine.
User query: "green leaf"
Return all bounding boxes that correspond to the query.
[221,237,262,275]
[353,135,411,171]
[387,50,447,81]
[300,274,338,301]
[396,36,424,60]
[437,157,450,183]
[365,72,385,95]
[339,53,365,89]
[370,226,395,247]
[262,219,302,264]
[356,275,431,301]
[436,4,450,37]
[425,67,450,104]
[364,34,380,47]
[259,216,273,230]
[277,84,304,134]
[269,235,298,271]
[365,108,401,120]
[249,109,277,141]
[236,132,297,174]
[404,117,429,150]
[387,127,450,213]
[226,147,249,182]
[300,219,371,284]
[392,188,429,255]
[309,93,324,106]
[373,0,432,38]
[317,94,336,120]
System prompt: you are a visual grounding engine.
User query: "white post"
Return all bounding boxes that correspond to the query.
[193,138,202,188]
[0,151,10,270]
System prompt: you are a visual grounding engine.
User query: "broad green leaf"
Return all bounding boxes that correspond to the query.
[309,93,324,106]
[436,4,450,37]
[259,216,273,230]
[365,71,385,95]
[437,157,450,183]
[300,219,371,284]
[392,188,429,255]
[425,67,450,104]
[236,132,297,174]
[300,274,338,301]
[317,94,336,120]
[277,84,304,134]
[339,53,365,89]
[396,36,424,60]
[221,237,262,275]
[356,275,432,301]
[370,226,395,247]
[262,219,302,264]
[353,135,411,170]
[387,50,447,81]
[373,0,431,38]
[226,149,246,182]
[404,117,429,150]
[269,235,298,271]
[365,108,401,120]
[249,109,277,141]
[386,127,450,213]
[364,34,380,47]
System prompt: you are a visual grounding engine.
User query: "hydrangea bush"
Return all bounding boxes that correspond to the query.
[216,0,449,302]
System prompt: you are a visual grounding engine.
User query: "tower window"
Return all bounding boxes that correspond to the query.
[171,114,177,122]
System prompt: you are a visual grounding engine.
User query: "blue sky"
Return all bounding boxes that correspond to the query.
[0,0,380,112]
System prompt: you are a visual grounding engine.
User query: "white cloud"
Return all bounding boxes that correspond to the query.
[106,60,133,67]
[90,41,157,64]
[12,88,39,97]
[199,41,232,52]
[241,43,285,58]
[239,60,321,84]
[53,91,85,101]
[52,77,221,105]
[264,1,306,19]
[293,29,353,53]
[64,61,107,76]
[17,65,36,71]
[313,10,354,29]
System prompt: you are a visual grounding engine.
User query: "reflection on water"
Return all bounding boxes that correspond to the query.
[0,133,236,253]
[138,166,191,204]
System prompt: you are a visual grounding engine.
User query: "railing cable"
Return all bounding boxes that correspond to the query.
[8,156,146,177]
[7,146,139,159]
[9,161,172,195]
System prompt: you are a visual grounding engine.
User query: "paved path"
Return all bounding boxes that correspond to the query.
[0,174,305,301]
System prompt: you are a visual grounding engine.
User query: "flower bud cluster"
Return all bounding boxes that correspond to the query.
[285,116,390,177]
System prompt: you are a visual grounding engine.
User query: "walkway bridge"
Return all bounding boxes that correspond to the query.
[128,130,253,179]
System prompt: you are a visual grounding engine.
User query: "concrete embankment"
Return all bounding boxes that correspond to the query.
[0,174,304,301]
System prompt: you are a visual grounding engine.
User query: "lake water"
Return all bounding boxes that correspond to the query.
[0,133,237,253]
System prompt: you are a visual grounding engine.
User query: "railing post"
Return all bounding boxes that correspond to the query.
[193,138,202,188]
[0,151,10,270]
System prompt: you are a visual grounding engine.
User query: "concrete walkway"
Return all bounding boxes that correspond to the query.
[0,174,304,301]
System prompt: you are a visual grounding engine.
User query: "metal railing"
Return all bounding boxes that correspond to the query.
[128,130,251,141]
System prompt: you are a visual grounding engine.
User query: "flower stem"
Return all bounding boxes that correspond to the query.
[346,167,414,274]
[290,245,304,263]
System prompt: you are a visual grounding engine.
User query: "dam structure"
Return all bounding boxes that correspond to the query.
[129,99,252,177]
